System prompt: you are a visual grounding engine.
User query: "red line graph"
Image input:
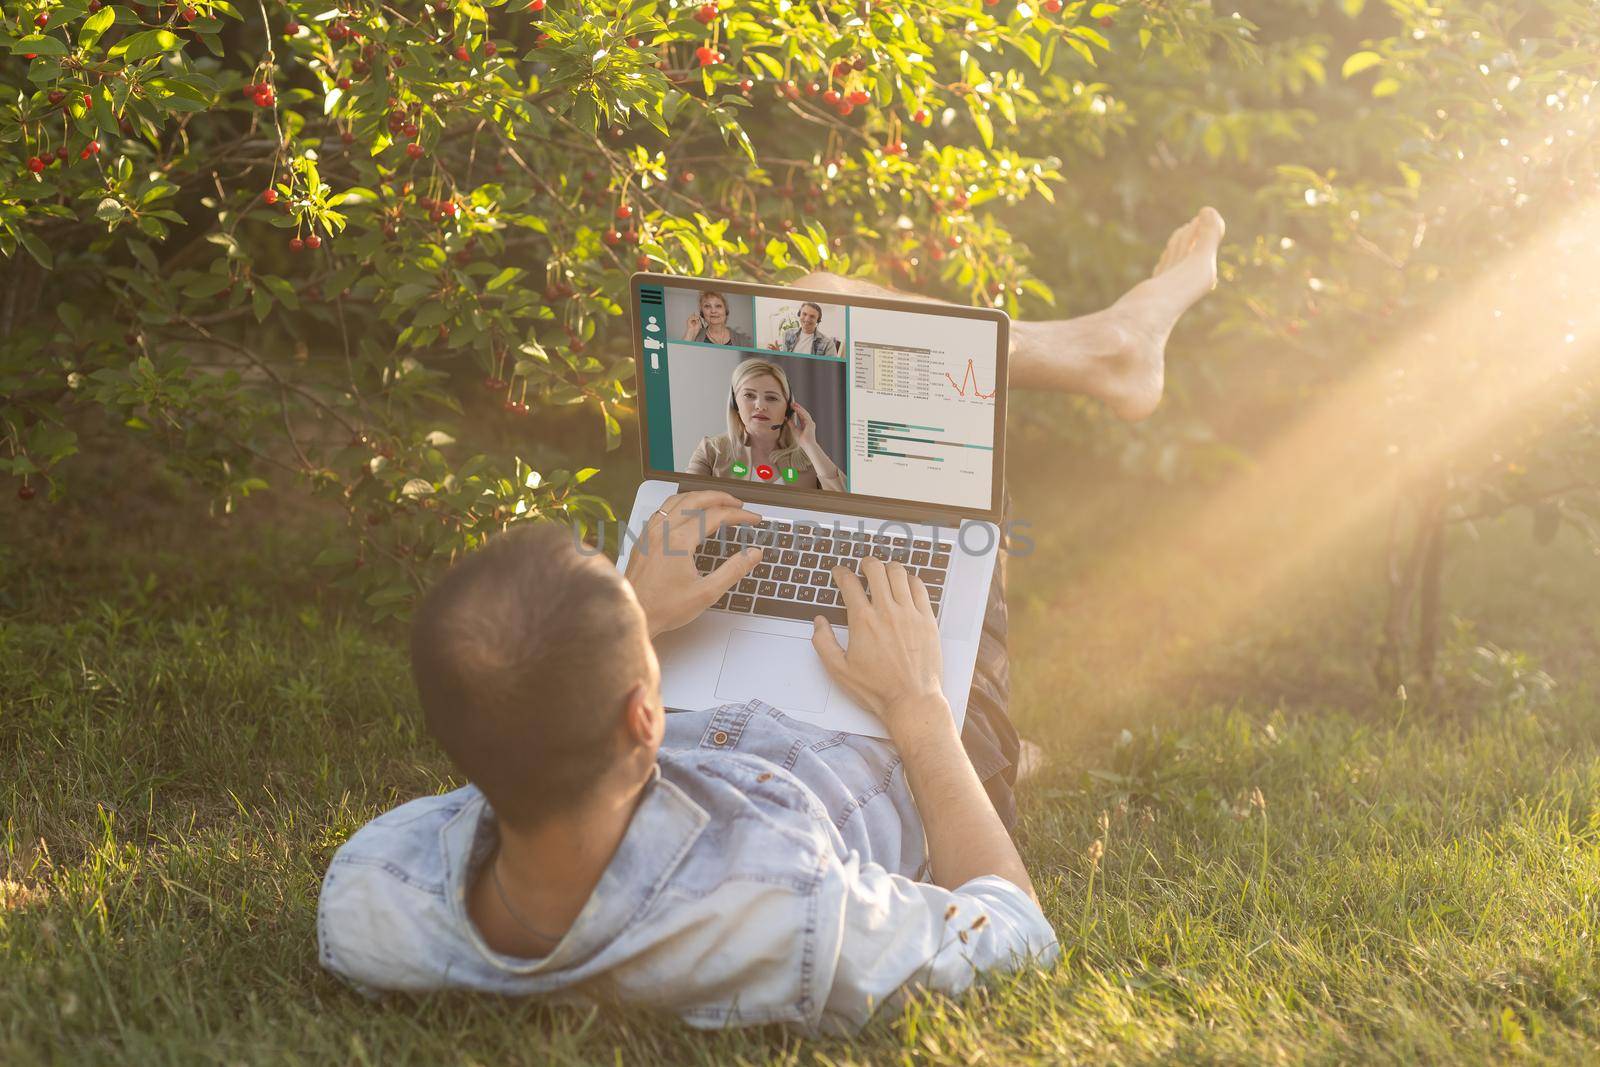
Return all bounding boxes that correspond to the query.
[944,359,996,399]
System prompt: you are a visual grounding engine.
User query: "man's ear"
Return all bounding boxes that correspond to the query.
[621,681,664,749]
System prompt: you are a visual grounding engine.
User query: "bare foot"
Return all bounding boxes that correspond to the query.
[1098,206,1226,419]
[792,206,1225,421]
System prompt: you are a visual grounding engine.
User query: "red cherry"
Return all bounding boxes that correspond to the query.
[536,31,550,44]
[822,89,840,106]
[913,108,930,125]
[694,45,718,66]
[848,90,869,106]
[284,20,300,34]
[836,100,854,116]
[1098,14,1113,27]
[402,121,419,138]
[738,78,753,95]
[832,61,852,80]
[603,228,622,245]
[502,400,517,413]
[982,0,996,6]
[182,6,197,21]
[484,41,497,56]
[338,77,352,90]
[781,80,799,99]
[1042,0,1060,10]
[82,94,93,109]
[615,204,633,220]
[694,3,717,23]
[18,485,36,501]
[263,188,278,204]
[635,254,651,269]
[27,156,44,174]
[528,0,544,8]
[54,146,68,161]
[47,90,65,106]
[255,88,276,107]
[34,12,49,26]
[406,143,425,159]
[884,140,906,156]
[306,234,322,249]
[23,54,37,61]
[81,140,102,158]
[89,0,102,10]
[483,376,503,390]
[289,236,305,251]
[454,45,470,61]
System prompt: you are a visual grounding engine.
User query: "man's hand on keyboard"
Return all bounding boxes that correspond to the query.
[625,491,764,637]
[810,558,947,733]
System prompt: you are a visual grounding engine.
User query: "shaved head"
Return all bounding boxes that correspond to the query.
[410,522,651,826]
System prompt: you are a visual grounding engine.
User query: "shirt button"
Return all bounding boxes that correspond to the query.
[711,730,730,746]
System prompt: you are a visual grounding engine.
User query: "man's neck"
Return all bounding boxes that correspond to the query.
[470,771,650,958]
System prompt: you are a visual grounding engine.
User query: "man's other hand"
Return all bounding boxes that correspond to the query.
[811,558,948,736]
[625,490,763,637]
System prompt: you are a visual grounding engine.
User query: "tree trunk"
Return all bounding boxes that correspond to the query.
[1376,483,1415,694]
[1415,482,1448,693]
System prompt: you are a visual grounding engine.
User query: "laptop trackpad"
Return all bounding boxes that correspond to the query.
[715,629,833,713]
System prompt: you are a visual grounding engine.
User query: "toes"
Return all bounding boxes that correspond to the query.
[1155,217,1197,274]
[1192,206,1226,249]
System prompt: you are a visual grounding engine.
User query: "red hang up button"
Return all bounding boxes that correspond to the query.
[755,464,775,481]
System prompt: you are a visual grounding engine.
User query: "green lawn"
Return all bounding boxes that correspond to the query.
[5,438,1600,1065]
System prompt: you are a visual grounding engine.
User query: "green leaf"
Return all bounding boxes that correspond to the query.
[11,35,68,56]
[252,285,273,323]
[1371,76,1401,98]
[17,232,53,269]
[110,29,181,61]
[80,6,116,48]
[1340,50,1383,78]
[485,266,523,292]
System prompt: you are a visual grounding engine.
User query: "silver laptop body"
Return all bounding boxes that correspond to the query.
[617,274,1009,739]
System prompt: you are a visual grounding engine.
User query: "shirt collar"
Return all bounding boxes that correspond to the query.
[440,763,710,975]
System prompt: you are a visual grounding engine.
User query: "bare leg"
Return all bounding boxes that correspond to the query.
[796,206,1225,422]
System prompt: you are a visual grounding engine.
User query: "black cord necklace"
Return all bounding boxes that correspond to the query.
[489,850,564,945]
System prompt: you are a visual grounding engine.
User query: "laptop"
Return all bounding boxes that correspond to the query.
[616,274,1009,738]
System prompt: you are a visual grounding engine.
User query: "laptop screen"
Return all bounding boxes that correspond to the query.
[632,277,1006,518]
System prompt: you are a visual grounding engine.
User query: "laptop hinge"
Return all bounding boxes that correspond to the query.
[651,475,989,530]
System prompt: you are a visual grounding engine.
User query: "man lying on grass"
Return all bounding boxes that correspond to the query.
[317,208,1226,1034]
[320,509,1055,1033]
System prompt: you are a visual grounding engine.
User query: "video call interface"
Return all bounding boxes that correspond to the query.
[636,282,1001,513]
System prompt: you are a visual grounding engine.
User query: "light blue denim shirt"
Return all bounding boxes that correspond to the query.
[317,699,1058,1035]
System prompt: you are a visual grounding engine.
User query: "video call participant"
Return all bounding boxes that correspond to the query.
[681,290,752,347]
[685,359,845,491]
[767,301,840,358]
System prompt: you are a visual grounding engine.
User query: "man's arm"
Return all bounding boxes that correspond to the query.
[811,558,1033,900]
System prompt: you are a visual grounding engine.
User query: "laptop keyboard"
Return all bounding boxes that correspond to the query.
[693,519,952,627]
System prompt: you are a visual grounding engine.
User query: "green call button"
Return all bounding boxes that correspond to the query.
[730,461,749,478]
[782,467,798,483]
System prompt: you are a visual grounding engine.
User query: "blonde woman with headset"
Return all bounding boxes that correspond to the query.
[685,359,845,491]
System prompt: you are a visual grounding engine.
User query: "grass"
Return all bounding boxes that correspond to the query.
[4,438,1600,1065]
